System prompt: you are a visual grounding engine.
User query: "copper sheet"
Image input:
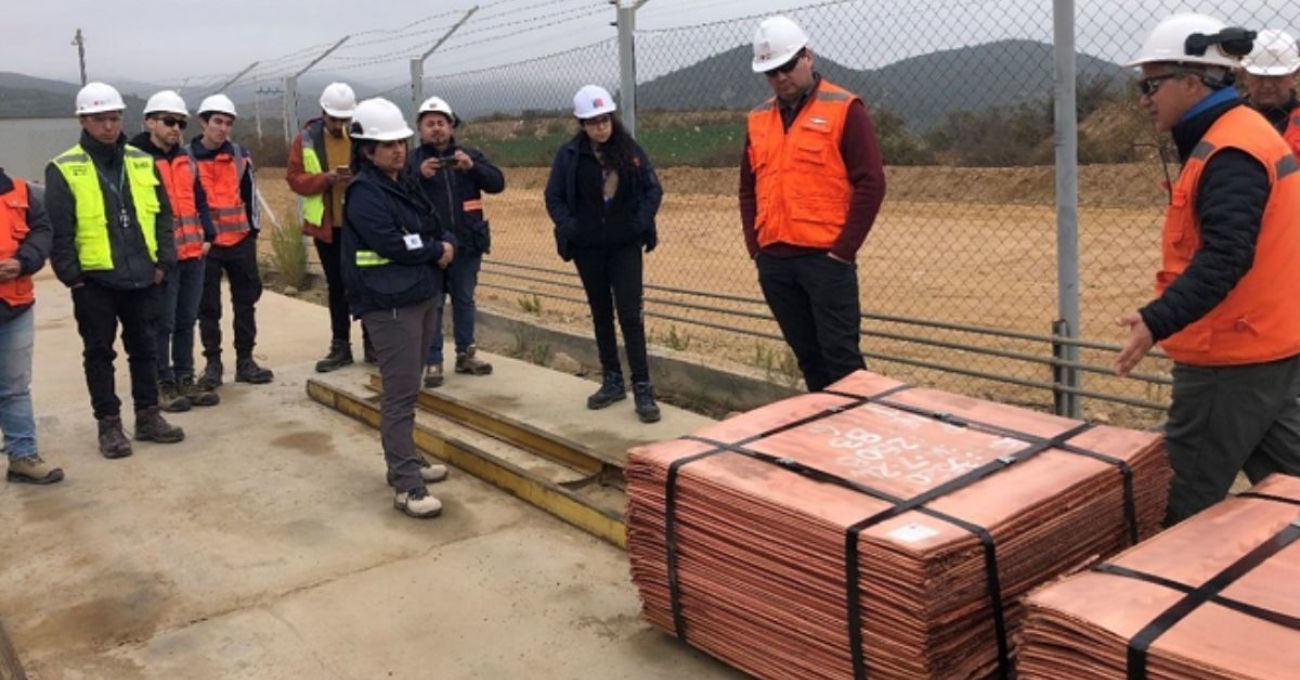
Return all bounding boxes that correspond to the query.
[1019,474,1300,680]
[626,370,1171,680]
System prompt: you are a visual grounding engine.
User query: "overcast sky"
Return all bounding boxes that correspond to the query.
[5,0,1293,91]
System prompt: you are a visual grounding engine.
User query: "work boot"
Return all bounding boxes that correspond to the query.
[199,359,223,390]
[6,455,64,485]
[314,341,353,373]
[158,380,192,413]
[587,370,626,410]
[455,345,493,375]
[393,486,443,519]
[423,363,444,389]
[235,357,274,384]
[134,406,185,444]
[633,382,662,423]
[179,375,220,407]
[419,460,449,484]
[98,416,133,459]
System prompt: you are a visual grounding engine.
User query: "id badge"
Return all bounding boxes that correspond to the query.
[403,233,423,251]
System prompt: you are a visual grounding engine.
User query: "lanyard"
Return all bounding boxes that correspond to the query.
[92,156,131,230]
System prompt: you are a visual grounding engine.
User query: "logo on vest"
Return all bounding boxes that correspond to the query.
[809,116,828,127]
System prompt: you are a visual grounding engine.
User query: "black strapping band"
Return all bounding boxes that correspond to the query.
[1123,517,1300,679]
[825,388,1140,546]
[1093,563,1300,631]
[1236,491,1300,508]
[667,382,1098,680]
[662,383,913,642]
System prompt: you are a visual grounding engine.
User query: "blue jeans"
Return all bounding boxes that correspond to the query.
[157,257,206,383]
[427,252,481,365]
[0,308,37,460]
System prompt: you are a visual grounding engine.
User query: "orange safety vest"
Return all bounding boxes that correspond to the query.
[0,179,34,308]
[192,145,252,247]
[747,79,857,250]
[1156,105,1300,366]
[154,154,205,260]
[1284,112,1300,159]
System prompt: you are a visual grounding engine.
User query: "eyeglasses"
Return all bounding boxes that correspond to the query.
[159,117,188,130]
[764,48,807,78]
[581,115,612,128]
[1136,74,1179,97]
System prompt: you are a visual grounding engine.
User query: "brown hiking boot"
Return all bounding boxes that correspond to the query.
[98,416,133,459]
[179,375,220,407]
[134,407,185,444]
[6,455,64,485]
[454,345,493,375]
[159,380,192,413]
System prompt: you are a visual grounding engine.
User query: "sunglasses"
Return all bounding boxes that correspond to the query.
[153,116,188,130]
[764,48,807,77]
[1136,74,1180,97]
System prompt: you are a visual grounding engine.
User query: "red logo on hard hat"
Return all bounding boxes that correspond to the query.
[593,97,604,107]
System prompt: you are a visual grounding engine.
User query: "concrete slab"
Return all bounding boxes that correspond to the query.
[423,349,714,467]
[0,273,740,679]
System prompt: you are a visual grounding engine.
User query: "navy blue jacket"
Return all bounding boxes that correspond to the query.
[341,164,449,317]
[544,135,662,261]
[407,139,504,257]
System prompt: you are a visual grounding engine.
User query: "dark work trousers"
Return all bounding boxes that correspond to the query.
[573,243,650,383]
[363,298,437,494]
[315,235,351,345]
[1164,354,1300,525]
[756,252,866,392]
[157,256,205,384]
[200,234,262,362]
[71,281,162,419]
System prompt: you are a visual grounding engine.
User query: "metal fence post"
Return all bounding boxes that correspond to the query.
[411,7,478,115]
[617,0,652,138]
[282,75,297,145]
[1053,0,1082,418]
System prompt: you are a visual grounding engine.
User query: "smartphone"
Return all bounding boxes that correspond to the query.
[335,165,351,176]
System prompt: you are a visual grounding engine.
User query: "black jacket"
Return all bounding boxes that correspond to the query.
[0,170,52,323]
[45,131,175,290]
[407,139,504,257]
[341,164,449,317]
[544,135,662,261]
[1250,93,1298,135]
[1139,98,1272,342]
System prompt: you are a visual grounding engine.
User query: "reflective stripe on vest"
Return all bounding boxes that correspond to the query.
[1284,113,1300,159]
[52,144,160,271]
[746,80,857,250]
[191,145,252,247]
[300,137,326,228]
[0,179,35,307]
[1156,105,1300,365]
[154,153,205,260]
[355,250,391,267]
[462,199,483,212]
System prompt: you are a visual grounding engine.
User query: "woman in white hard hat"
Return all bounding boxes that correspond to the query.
[544,84,663,423]
[340,97,455,518]
[1240,29,1300,155]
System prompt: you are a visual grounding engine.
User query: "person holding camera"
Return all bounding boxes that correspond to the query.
[1115,14,1300,524]
[409,96,504,388]
[342,97,453,518]
[545,85,663,423]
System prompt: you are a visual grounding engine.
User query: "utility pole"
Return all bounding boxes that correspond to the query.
[410,6,478,113]
[71,29,87,85]
[254,87,284,142]
[613,0,652,138]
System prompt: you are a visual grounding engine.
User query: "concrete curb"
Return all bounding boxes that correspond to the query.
[471,306,802,416]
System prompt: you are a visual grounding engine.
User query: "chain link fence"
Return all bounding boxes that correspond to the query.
[240,0,1300,426]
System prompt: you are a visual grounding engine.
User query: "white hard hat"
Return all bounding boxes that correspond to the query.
[198,94,238,118]
[143,90,188,117]
[75,82,126,115]
[752,15,809,73]
[573,85,616,120]
[417,95,458,126]
[350,98,413,142]
[1242,29,1300,76]
[1126,13,1248,70]
[319,82,356,118]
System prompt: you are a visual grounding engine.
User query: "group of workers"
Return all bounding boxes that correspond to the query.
[0,13,1298,524]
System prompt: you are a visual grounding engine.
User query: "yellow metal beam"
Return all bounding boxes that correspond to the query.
[308,378,627,549]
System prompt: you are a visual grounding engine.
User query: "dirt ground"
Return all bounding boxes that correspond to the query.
[255,165,1171,427]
